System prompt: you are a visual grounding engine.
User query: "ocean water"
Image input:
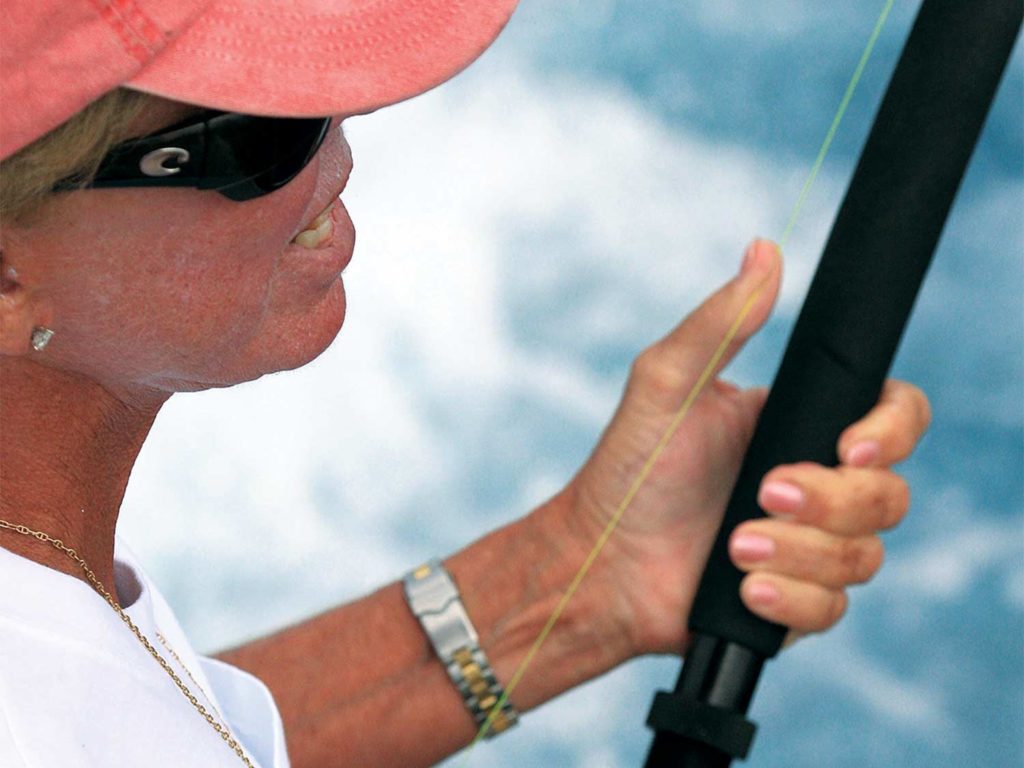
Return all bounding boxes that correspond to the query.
[121,2,1024,766]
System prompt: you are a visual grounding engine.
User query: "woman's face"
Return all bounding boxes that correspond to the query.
[2,96,356,400]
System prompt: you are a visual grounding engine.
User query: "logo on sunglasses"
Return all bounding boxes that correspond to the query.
[140,147,191,177]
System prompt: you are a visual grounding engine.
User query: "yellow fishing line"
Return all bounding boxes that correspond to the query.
[460,0,895,757]
[780,0,895,251]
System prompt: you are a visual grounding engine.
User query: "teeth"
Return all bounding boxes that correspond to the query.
[292,203,335,249]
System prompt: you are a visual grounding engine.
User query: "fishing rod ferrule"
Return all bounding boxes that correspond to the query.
[645,634,764,762]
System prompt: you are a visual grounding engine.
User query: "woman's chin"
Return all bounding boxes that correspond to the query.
[176,276,349,391]
[259,277,349,376]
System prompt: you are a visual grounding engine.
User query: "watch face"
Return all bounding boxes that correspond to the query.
[404,561,456,613]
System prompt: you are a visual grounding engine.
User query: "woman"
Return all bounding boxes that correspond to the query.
[0,2,931,767]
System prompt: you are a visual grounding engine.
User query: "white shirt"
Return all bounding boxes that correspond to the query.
[0,541,290,767]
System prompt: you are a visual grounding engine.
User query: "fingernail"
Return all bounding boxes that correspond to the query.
[746,580,780,606]
[758,481,805,514]
[740,240,760,275]
[731,533,776,562]
[846,440,880,467]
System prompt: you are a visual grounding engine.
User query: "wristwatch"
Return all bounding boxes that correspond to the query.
[402,559,519,737]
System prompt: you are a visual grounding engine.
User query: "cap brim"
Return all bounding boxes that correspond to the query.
[127,0,518,117]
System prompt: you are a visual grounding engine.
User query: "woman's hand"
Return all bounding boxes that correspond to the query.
[564,239,931,657]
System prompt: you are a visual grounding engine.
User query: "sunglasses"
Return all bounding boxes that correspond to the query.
[66,110,332,202]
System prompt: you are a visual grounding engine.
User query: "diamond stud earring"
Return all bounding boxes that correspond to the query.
[30,327,54,352]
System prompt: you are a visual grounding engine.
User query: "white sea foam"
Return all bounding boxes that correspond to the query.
[886,487,1023,602]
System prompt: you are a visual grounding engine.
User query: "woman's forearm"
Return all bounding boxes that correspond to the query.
[217,488,632,768]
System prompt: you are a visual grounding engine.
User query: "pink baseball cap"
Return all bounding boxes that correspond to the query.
[0,0,519,160]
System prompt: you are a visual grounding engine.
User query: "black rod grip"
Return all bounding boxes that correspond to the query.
[646,0,1022,765]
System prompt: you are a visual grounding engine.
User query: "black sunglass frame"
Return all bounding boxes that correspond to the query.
[67,110,332,202]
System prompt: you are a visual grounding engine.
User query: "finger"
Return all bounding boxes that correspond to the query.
[837,379,932,467]
[729,520,884,589]
[758,463,910,535]
[627,240,781,410]
[740,573,848,634]
[782,630,804,649]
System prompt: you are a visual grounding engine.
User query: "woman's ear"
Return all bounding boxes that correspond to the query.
[0,248,51,356]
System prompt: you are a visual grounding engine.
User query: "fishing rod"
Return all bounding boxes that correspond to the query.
[643,1,1022,765]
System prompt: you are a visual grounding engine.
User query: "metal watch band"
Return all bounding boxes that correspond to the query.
[402,559,519,737]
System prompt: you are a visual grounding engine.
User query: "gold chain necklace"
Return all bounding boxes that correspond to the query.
[0,520,256,767]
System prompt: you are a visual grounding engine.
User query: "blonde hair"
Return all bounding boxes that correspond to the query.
[0,89,150,222]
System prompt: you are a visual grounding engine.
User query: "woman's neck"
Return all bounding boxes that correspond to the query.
[0,358,164,599]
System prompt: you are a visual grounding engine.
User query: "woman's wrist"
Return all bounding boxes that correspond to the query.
[443,486,636,713]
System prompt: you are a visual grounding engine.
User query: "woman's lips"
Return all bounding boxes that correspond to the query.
[291,200,336,248]
[282,196,355,283]
[285,124,354,275]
